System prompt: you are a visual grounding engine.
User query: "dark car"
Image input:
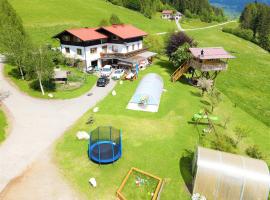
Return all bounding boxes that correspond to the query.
[96,77,110,87]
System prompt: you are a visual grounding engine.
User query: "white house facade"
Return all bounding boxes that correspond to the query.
[54,24,153,70]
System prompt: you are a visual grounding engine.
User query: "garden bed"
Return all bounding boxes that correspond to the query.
[117,168,163,200]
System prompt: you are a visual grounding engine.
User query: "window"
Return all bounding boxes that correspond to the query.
[102,46,107,53]
[77,48,82,55]
[65,47,70,54]
[73,37,81,42]
[126,46,129,52]
[112,35,118,40]
[132,44,135,51]
[62,35,70,41]
[90,48,97,54]
[112,45,118,53]
[137,43,140,49]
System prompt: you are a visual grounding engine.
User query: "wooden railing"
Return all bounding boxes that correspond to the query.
[171,61,190,82]
[190,59,227,72]
[100,48,148,59]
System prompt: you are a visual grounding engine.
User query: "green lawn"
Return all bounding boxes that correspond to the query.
[181,18,219,29]
[4,65,97,99]
[0,109,7,143]
[55,58,270,200]
[186,23,270,126]
[9,0,176,45]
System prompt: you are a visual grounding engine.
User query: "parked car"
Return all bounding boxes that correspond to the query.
[112,69,124,80]
[96,77,110,87]
[100,65,112,77]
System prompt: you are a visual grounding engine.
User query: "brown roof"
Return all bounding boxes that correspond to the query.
[189,47,235,60]
[66,28,108,41]
[100,24,147,39]
[162,10,174,14]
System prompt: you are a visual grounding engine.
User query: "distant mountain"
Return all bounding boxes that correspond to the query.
[210,0,270,16]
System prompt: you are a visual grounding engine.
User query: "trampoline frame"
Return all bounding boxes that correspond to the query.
[88,126,122,164]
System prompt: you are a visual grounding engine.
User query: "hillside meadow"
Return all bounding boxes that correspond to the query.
[9,0,176,45]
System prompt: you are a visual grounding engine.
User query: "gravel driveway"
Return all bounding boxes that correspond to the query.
[0,63,116,192]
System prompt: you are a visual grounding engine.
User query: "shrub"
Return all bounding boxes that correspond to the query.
[170,43,191,67]
[211,134,237,154]
[166,31,195,57]
[29,79,56,92]
[246,145,264,159]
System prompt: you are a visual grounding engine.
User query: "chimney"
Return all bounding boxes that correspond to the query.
[201,49,204,57]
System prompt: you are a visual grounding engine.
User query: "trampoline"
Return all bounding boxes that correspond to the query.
[88,126,122,164]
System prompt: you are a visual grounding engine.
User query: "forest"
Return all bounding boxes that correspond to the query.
[223,2,270,51]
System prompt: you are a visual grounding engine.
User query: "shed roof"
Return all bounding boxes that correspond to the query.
[193,147,270,200]
[189,47,235,60]
[100,24,147,39]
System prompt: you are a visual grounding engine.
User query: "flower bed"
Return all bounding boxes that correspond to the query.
[117,168,163,200]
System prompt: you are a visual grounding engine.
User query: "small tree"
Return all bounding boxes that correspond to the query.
[246,145,264,159]
[197,78,213,96]
[29,46,54,95]
[166,31,195,57]
[143,35,164,55]
[234,126,249,145]
[109,14,122,25]
[207,89,222,112]
[99,18,110,26]
[170,43,191,68]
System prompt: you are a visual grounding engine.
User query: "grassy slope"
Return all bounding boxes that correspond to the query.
[4,65,97,99]
[186,23,270,126]
[55,59,269,200]
[0,109,7,143]
[9,0,176,45]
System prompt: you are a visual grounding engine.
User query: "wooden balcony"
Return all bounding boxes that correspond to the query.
[190,59,228,72]
[100,48,148,60]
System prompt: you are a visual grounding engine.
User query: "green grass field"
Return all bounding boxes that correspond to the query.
[9,0,176,45]
[55,58,270,200]
[4,65,97,99]
[0,109,7,143]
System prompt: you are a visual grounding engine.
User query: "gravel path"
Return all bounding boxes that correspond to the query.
[0,62,116,192]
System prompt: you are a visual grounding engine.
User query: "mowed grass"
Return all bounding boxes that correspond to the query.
[55,59,270,200]
[185,23,270,126]
[9,0,176,45]
[0,109,7,143]
[4,65,97,99]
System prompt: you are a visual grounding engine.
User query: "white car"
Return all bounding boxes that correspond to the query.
[100,65,112,77]
[112,69,124,80]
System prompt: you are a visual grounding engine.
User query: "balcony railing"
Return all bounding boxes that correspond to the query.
[190,59,228,72]
[100,48,148,60]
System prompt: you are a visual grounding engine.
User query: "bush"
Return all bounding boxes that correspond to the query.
[143,35,165,55]
[29,79,56,92]
[166,31,195,57]
[211,134,237,154]
[246,145,264,159]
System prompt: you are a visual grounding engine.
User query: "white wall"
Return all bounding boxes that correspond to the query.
[60,40,143,69]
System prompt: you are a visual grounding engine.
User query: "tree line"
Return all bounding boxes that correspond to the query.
[107,0,226,22]
[0,0,64,95]
[222,2,270,52]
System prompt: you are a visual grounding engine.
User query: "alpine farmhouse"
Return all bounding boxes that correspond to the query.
[53,24,156,71]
